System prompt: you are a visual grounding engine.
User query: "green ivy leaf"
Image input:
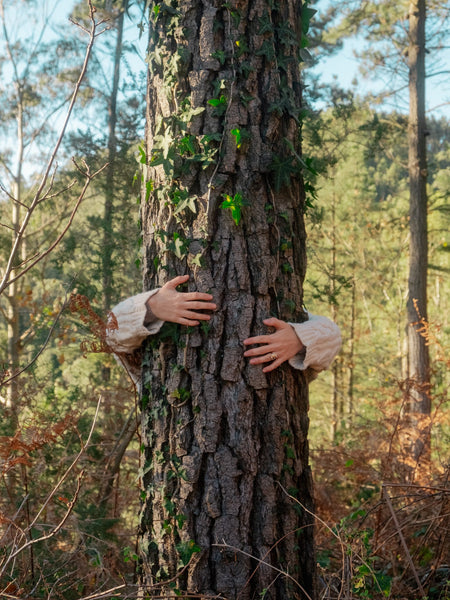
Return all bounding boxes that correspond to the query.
[211,49,227,65]
[179,135,196,155]
[207,95,227,116]
[301,6,317,34]
[154,128,174,159]
[172,233,187,259]
[174,195,197,215]
[269,155,296,191]
[231,128,242,148]
[220,193,248,225]
[145,180,153,202]
[138,144,147,164]
[176,540,201,566]
[190,253,203,267]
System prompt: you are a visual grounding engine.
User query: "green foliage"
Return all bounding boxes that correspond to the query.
[269,154,297,191]
[207,94,228,117]
[299,1,317,62]
[220,192,248,225]
[176,539,201,566]
[123,546,139,563]
[211,49,227,64]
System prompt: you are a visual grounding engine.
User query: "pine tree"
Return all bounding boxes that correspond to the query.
[138,1,316,597]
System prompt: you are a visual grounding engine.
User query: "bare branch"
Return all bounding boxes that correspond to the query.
[2,469,84,566]
[2,161,107,290]
[0,0,105,295]
[0,222,15,232]
[426,69,450,78]
[0,281,74,387]
[213,541,313,600]
[0,182,28,207]
[383,486,427,598]
[28,396,101,531]
[75,585,128,600]
[44,178,77,201]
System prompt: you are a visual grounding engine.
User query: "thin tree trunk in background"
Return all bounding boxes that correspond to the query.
[347,276,355,423]
[330,191,339,442]
[101,1,125,386]
[102,1,126,316]
[404,0,431,473]
[6,94,24,410]
[139,1,315,597]
[97,1,135,510]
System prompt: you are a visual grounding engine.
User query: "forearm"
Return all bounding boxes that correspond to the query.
[288,313,342,375]
[106,289,164,354]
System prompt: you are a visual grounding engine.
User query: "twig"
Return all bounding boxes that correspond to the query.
[78,589,226,600]
[3,469,84,564]
[0,495,29,545]
[3,160,107,289]
[0,398,101,578]
[383,485,427,598]
[0,398,101,581]
[213,541,313,600]
[277,482,389,599]
[0,222,15,232]
[236,520,313,599]
[0,0,104,295]
[0,280,75,387]
[383,481,450,493]
[28,396,101,530]
[66,583,128,600]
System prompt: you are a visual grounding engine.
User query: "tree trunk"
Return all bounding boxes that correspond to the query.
[330,190,339,442]
[102,1,126,315]
[405,0,431,472]
[101,1,126,386]
[139,1,315,598]
[5,91,24,410]
[347,276,355,424]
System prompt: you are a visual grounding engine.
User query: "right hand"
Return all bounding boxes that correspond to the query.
[147,275,216,327]
[243,317,304,372]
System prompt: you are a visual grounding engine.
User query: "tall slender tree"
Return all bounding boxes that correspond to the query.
[0,0,101,408]
[406,0,430,421]
[138,0,316,597]
[307,0,450,474]
[102,0,127,316]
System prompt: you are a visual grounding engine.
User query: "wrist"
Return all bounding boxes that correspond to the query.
[144,293,159,325]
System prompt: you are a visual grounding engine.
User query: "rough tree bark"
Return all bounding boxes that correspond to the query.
[139,1,315,598]
[405,0,431,470]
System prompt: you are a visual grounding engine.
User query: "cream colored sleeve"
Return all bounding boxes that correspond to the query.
[106,289,164,354]
[288,313,342,377]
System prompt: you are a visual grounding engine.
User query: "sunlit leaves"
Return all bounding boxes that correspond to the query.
[220,192,248,225]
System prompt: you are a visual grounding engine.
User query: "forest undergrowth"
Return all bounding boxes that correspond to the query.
[312,325,449,600]
[0,315,448,600]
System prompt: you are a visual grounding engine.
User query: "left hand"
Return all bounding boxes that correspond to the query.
[243,317,304,373]
[147,275,216,326]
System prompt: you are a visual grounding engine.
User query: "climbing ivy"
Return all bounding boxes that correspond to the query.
[220,192,249,225]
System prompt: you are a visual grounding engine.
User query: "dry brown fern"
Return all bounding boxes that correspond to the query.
[68,293,117,355]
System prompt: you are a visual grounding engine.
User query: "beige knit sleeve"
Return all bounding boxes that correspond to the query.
[288,313,342,377]
[106,289,164,354]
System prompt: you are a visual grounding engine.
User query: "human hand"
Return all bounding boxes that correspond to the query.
[243,317,304,373]
[147,275,216,327]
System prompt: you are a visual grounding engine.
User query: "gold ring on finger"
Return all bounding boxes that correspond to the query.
[270,353,278,361]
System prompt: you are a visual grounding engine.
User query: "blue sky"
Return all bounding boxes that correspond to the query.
[312,0,450,119]
[9,0,449,120]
